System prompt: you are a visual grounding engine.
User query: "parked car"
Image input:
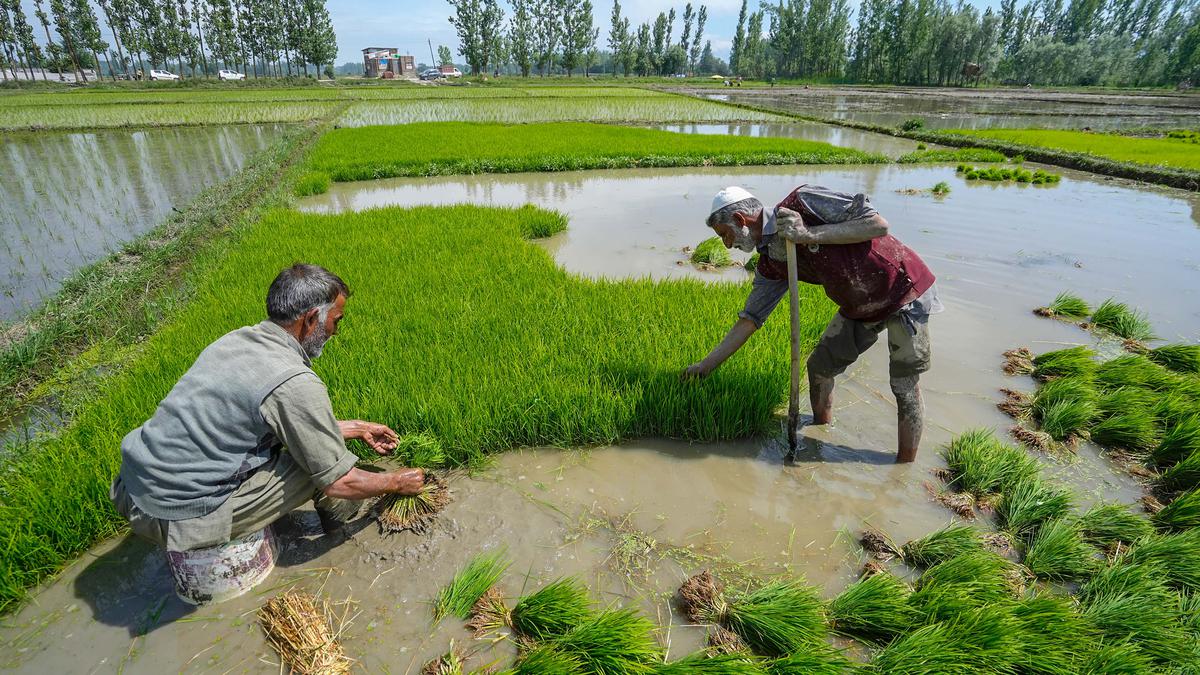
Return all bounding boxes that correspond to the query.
[444,67,463,78]
[149,69,179,81]
[218,69,245,81]
[419,68,443,81]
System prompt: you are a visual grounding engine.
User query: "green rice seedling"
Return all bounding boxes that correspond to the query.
[1079,502,1155,549]
[744,253,760,272]
[996,477,1074,538]
[1095,386,1157,421]
[1158,450,1200,492]
[375,474,451,534]
[548,608,662,675]
[1091,299,1156,342]
[1037,400,1098,443]
[1096,355,1176,392]
[1147,344,1200,375]
[433,549,511,621]
[908,551,1022,623]
[931,181,951,196]
[653,652,767,674]
[1021,517,1100,580]
[511,645,585,675]
[1080,560,1195,667]
[692,237,734,267]
[1153,395,1200,430]
[337,98,788,127]
[828,570,917,644]
[422,644,466,675]
[1034,291,1090,319]
[1090,409,1159,451]
[940,429,1040,497]
[722,579,828,657]
[1152,487,1200,531]
[1152,415,1200,466]
[1030,346,1097,381]
[762,643,856,674]
[1078,640,1156,674]
[1010,593,1098,674]
[294,171,331,197]
[1123,530,1200,593]
[868,605,1022,674]
[1032,377,1097,413]
[896,148,1005,163]
[509,577,593,640]
[899,522,985,569]
[1002,346,1035,375]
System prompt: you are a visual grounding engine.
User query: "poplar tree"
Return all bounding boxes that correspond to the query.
[533,0,559,75]
[48,0,85,79]
[70,0,110,78]
[608,0,627,74]
[730,0,747,74]
[508,0,534,76]
[560,0,593,76]
[689,5,706,74]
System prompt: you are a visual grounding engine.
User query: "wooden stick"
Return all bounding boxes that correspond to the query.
[785,238,802,458]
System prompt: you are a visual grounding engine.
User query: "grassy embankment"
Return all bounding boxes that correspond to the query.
[0,202,832,612]
[947,128,1200,172]
[298,122,885,190]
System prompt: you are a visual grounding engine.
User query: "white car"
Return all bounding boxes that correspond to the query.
[445,67,463,78]
[149,69,179,81]
[218,69,245,81]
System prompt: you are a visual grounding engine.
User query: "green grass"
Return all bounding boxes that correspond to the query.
[1148,344,1200,375]
[433,549,511,621]
[1021,517,1099,580]
[509,577,593,640]
[895,148,1006,163]
[828,571,917,644]
[1079,502,1155,549]
[0,204,833,613]
[1030,346,1097,381]
[724,579,828,657]
[294,171,331,197]
[1039,291,1091,319]
[300,122,884,185]
[996,477,1074,538]
[337,98,784,127]
[1153,488,1200,532]
[0,100,345,130]
[548,608,662,675]
[692,237,735,267]
[940,428,1040,497]
[900,523,985,569]
[1091,299,1156,342]
[947,128,1200,171]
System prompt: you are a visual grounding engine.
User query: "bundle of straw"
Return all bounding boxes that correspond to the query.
[258,590,353,675]
[375,474,452,535]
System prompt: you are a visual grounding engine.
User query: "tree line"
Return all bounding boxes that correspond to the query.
[732,0,1199,86]
[0,0,338,83]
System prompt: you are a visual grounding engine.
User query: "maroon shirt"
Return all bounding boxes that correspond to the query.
[756,185,935,323]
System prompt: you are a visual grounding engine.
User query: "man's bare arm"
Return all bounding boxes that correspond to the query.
[779,208,889,245]
[323,466,425,500]
[682,318,759,379]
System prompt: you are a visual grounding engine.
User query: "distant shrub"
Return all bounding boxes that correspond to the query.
[900,118,925,132]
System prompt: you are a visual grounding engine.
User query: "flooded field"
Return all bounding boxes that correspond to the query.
[0,124,282,320]
[689,86,1200,130]
[5,161,1196,672]
[651,122,921,158]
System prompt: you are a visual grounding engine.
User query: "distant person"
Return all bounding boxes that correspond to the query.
[683,186,942,462]
[111,264,425,552]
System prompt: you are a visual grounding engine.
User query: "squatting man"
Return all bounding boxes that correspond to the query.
[684,185,942,462]
[111,264,425,552]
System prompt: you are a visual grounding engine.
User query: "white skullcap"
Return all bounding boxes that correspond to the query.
[710,186,756,216]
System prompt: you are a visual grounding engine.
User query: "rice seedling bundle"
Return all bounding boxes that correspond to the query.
[1078,640,1157,674]
[692,238,735,267]
[940,428,1040,497]
[1152,488,1200,532]
[509,577,593,640]
[1036,400,1096,443]
[653,652,767,674]
[899,522,985,569]
[721,579,829,657]
[1010,593,1099,674]
[1079,502,1155,549]
[301,122,884,185]
[1034,291,1090,319]
[1095,355,1176,392]
[1095,387,1157,421]
[1158,451,1200,492]
[375,474,451,534]
[996,477,1074,538]
[422,645,466,675]
[1089,409,1159,451]
[1123,530,1200,593]
[1021,517,1099,580]
[1030,346,1098,381]
[1091,299,1156,342]
[1079,561,1196,667]
[257,590,352,675]
[908,551,1021,623]
[828,570,917,643]
[762,643,856,674]
[547,608,662,675]
[1031,376,1097,414]
[744,253,760,272]
[1153,415,1200,467]
[868,605,1023,674]
[433,549,511,621]
[1154,394,1200,430]
[510,645,586,674]
[1147,344,1200,375]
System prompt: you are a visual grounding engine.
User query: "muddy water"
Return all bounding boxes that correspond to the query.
[5,164,1199,672]
[689,85,1200,130]
[0,124,282,321]
[650,122,922,158]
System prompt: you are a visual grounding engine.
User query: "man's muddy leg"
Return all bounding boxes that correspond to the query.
[891,375,923,463]
[809,370,835,425]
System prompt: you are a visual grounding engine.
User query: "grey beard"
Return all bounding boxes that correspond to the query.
[301,323,329,359]
[732,226,757,253]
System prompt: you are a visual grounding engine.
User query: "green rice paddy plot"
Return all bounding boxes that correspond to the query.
[299,122,884,186]
[948,128,1200,171]
[895,148,1006,164]
[336,97,785,127]
[0,100,345,131]
[0,204,832,612]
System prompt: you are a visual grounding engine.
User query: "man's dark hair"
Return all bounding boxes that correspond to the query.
[266,263,351,323]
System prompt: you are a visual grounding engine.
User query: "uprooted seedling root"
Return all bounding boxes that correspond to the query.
[465,586,510,638]
[375,474,452,535]
[997,388,1032,419]
[1002,347,1035,376]
[924,481,976,519]
[860,560,890,578]
[706,625,747,655]
[1009,425,1054,453]
[1140,494,1166,514]
[679,570,725,624]
[421,644,466,675]
[859,528,901,560]
[983,532,1018,561]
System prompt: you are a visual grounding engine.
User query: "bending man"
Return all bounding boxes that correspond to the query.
[684,186,942,462]
[111,263,424,552]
